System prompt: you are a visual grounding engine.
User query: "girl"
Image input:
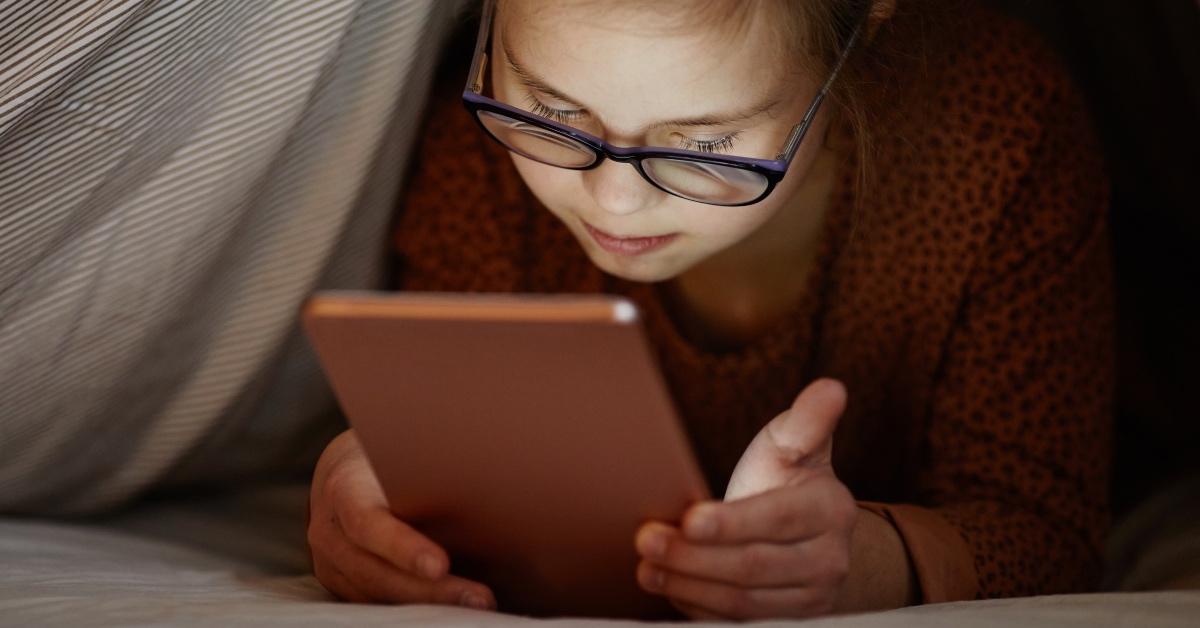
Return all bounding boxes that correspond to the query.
[307,0,1113,619]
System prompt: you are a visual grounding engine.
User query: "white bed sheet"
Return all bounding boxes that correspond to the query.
[2,483,1196,627]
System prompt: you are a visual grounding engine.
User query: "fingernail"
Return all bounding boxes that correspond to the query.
[640,566,665,591]
[638,531,667,560]
[460,592,490,610]
[416,554,442,580]
[686,509,718,540]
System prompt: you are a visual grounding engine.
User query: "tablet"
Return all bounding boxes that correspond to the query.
[301,291,710,618]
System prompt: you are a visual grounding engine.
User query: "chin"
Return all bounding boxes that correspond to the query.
[585,248,685,284]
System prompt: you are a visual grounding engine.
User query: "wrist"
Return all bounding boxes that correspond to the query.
[834,506,918,613]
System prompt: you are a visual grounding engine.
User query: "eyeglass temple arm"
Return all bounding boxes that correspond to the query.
[467,0,498,94]
[775,20,867,162]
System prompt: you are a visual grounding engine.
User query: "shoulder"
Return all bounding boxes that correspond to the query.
[910,4,1104,201]
[937,5,1108,271]
[825,5,1110,345]
[861,4,1107,279]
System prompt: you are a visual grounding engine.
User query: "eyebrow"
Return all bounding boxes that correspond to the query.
[501,40,780,129]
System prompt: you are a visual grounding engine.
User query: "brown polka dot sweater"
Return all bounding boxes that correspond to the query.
[391,8,1114,603]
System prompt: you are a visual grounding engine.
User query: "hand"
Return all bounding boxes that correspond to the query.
[634,379,856,620]
[308,429,496,610]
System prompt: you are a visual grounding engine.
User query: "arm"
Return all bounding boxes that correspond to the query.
[912,163,1113,597]
[838,507,918,610]
[859,61,1115,600]
[633,36,1113,613]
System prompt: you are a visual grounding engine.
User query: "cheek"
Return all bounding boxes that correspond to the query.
[509,154,580,212]
[686,201,782,243]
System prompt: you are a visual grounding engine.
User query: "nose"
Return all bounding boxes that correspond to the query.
[581,158,662,216]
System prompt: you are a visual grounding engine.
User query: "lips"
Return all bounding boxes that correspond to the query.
[582,222,679,256]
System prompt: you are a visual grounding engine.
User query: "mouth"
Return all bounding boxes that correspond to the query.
[582,221,679,257]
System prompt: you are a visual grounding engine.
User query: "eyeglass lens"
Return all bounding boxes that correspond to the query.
[475,109,770,206]
[640,158,769,206]
[477,110,597,168]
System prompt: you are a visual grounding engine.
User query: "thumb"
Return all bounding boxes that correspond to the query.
[764,378,847,466]
[724,378,847,501]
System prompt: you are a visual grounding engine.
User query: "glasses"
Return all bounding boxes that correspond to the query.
[462,0,865,207]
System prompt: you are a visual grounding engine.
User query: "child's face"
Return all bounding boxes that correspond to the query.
[493,1,835,283]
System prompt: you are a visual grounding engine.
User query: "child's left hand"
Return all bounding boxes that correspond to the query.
[634,379,856,620]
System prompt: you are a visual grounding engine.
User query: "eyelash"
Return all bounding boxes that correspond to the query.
[677,133,740,154]
[526,94,584,124]
[525,93,741,154]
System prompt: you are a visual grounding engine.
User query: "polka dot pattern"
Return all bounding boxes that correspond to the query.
[392,6,1112,601]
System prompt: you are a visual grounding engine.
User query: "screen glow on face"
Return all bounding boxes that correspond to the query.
[478,0,849,282]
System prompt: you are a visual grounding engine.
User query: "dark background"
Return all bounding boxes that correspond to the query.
[983,0,1199,516]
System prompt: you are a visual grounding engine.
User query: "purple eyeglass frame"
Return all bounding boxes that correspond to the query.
[463,0,865,207]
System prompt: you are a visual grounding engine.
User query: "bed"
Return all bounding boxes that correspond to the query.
[2,483,1196,627]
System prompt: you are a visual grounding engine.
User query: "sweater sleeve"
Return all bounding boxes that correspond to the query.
[867,56,1115,601]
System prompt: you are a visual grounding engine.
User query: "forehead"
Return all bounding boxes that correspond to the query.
[496,0,797,130]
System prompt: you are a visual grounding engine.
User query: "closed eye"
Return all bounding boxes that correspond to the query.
[526,94,585,124]
[677,133,741,154]
[526,93,742,154]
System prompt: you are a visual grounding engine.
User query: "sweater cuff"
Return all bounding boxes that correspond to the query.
[857,501,979,603]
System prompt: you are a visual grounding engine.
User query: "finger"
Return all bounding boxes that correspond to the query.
[328,470,450,580]
[767,378,846,466]
[724,379,846,501]
[637,562,832,620]
[314,558,371,604]
[636,522,835,588]
[315,528,495,608]
[683,481,856,544]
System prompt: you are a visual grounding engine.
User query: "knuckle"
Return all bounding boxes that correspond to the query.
[306,514,341,556]
[828,551,851,583]
[336,503,370,545]
[778,506,805,537]
[321,465,349,509]
[836,498,858,529]
[810,540,851,590]
[824,485,857,529]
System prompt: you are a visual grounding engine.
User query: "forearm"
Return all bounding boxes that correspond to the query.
[835,507,918,613]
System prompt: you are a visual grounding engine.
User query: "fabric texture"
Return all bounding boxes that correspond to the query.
[393,5,1113,602]
[0,0,467,514]
[2,484,1197,627]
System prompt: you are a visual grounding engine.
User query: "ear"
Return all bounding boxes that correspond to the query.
[867,0,897,40]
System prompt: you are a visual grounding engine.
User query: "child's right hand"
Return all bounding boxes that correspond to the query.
[307,428,496,610]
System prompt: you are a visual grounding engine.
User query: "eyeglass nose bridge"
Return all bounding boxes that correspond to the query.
[584,141,647,168]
